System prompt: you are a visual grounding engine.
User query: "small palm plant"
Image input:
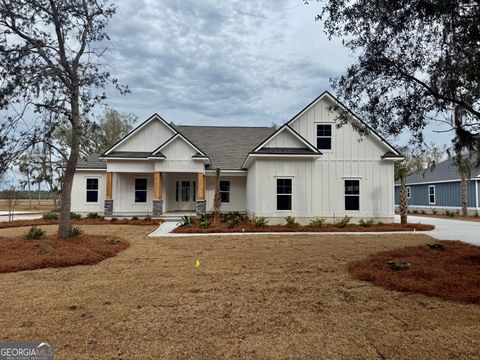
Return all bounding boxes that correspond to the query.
[213,168,222,226]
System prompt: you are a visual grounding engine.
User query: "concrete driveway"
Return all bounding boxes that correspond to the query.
[0,211,43,222]
[396,215,480,246]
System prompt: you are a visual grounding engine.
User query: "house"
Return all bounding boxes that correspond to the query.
[71,91,403,224]
[395,158,480,214]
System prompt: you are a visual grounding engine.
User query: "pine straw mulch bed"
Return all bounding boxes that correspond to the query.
[0,217,161,230]
[348,240,480,304]
[0,234,128,273]
[173,220,434,233]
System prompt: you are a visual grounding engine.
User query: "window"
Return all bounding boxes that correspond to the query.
[345,179,360,210]
[406,186,411,199]
[220,180,230,203]
[86,178,98,203]
[135,178,147,203]
[277,178,292,210]
[316,124,332,150]
[428,185,435,204]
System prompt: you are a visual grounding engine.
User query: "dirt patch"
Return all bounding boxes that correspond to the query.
[0,233,128,273]
[0,217,161,229]
[1,226,479,359]
[348,240,480,303]
[173,218,434,233]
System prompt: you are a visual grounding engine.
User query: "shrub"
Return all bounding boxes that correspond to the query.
[222,212,244,228]
[432,209,438,215]
[39,245,54,255]
[449,211,456,217]
[87,212,100,219]
[42,212,58,221]
[179,216,194,227]
[199,216,210,228]
[475,211,479,218]
[308,218,327,227]
[412,210,418,214]
[70,212,81,220]
[131,216,139,220]
[252,216,268,227]
[359,218,374,227]
[144,215,152,221]
[110,218,118,222]
[336,215,351,228]
[376,221,384,226]
[25,226,46,240]
[285,216,299,227]
[68,225,83,237]
[444,210,450,216]
[420,210,426,214]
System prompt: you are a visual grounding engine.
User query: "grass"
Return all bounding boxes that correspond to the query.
[348,240,480,303]
[0,225,479,359]
[0,217,161,230]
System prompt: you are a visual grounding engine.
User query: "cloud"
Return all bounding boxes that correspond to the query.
[104,0,351,126]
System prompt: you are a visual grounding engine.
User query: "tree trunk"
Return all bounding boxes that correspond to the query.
[461,175,468,216]
[400,179,408,225]
[57,87,82,239]
[213,168,222,226]
[27,172,32,207]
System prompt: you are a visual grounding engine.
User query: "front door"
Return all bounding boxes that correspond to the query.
[175,180,196,211]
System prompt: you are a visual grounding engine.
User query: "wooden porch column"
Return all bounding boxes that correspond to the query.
[154,172,162,200]
[106,172,113,200]
[197,172,206,201]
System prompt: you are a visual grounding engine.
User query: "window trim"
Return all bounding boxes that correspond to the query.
[344,179,360,211]
[276,178,292,211]
[315,123,333,151]
[134,178,148,203]
[428,185,436,204]
[406,186,411,199]
[85,177,99,204]
[219,180,230,203]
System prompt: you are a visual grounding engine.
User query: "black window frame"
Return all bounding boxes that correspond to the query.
[316,124,332,150]
[219,180,230,203]
[135,178,147,203]
[344,179,360,211]
[86,178,99,203]
[276,178,292,211]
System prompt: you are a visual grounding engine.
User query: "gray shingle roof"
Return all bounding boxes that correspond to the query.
[76,154,106,169]
[175,125,275,169]
[397,158,480,185]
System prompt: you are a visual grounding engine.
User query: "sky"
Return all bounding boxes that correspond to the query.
[99,0,452,149]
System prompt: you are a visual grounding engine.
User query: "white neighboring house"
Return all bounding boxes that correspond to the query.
[71,91,403,224]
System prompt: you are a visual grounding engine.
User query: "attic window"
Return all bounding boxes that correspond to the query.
[316,124,332,150]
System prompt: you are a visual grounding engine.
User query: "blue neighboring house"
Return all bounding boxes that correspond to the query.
[395,158,480,214]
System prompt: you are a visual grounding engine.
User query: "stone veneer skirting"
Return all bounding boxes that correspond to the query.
[152,199,164,217]
[196,200,206,216]
[104,199,113,216]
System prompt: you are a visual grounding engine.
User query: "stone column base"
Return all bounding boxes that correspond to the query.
[196,200,206,216]
[104,199,113,217]
[152,199,164,217]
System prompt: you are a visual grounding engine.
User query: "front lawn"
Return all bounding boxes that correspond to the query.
[0,225,478,359]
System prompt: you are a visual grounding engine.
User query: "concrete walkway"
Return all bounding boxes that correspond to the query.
[0,211,43,222]
[396,215,480,246]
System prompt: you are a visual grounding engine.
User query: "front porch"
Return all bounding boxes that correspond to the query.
[104,171,206,218]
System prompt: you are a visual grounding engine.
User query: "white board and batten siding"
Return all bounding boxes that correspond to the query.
[71,171,106,214]
[248,96,396,224]
[155,137,205,173]
[113,118,175,153]
[205,176,247,213]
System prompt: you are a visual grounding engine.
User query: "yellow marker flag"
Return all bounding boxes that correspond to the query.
[195,259,200,268]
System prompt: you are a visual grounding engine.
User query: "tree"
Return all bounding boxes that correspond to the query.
[310,1,480,154]
[213,168,222,225]
[52,109,137,157]
[0,1,126,239]
[395,163,409,225]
